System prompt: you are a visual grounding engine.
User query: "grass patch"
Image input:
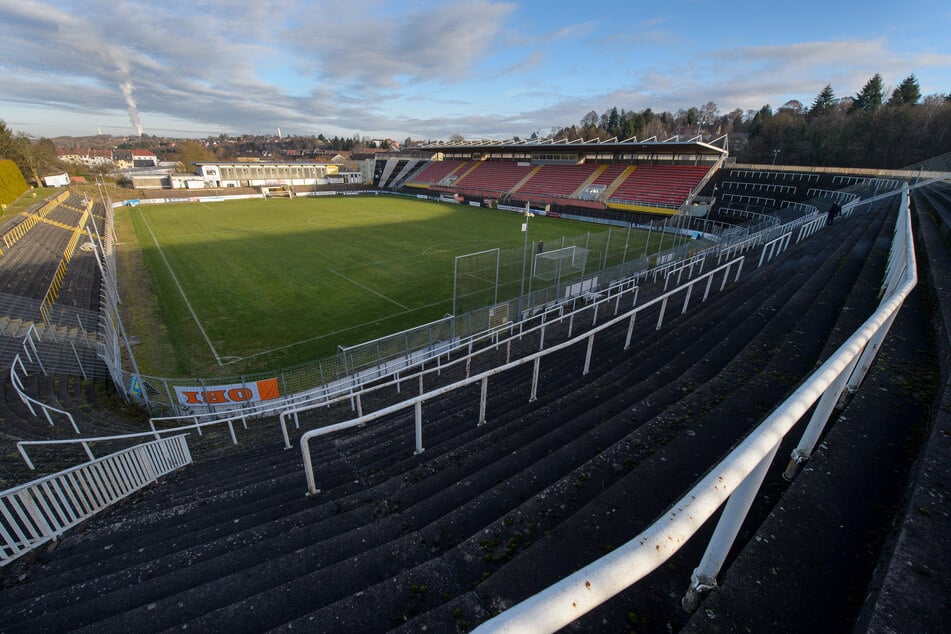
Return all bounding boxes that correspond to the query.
[120,195,663,376]
[0,187,63,223]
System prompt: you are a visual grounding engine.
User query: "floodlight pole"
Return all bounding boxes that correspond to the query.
[518,204,534,320]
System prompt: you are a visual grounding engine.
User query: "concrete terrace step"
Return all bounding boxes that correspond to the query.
[683,266,936,633]
[67,218,884,628]
[0,205,901,631]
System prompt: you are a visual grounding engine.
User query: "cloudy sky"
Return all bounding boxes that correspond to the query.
[1,0,949,140]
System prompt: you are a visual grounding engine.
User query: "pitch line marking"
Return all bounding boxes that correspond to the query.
[137,210,225,366]
[330,269,411,311]
[219,296,452,364]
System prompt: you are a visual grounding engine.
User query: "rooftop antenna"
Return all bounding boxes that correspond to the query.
[277,127,282,139]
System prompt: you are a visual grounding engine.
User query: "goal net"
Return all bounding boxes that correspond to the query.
[262,185,294,198]
[534,245,589,281]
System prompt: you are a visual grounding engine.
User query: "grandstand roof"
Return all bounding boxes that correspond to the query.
[416,137,728,160]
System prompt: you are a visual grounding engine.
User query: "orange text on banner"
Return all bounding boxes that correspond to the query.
[173,378,281,407]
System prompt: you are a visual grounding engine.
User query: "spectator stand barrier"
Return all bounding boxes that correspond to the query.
[1,434,192,567]
[471,184,916,634]
[0,191,69,252]
[298,256,746,496]
[9,326,80,435]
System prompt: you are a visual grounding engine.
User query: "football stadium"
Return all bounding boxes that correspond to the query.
[1,136,950,632]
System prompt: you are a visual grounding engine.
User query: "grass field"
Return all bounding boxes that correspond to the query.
[1,187,61,223]
[121,195,663,377]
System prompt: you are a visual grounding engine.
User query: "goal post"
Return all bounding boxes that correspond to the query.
[452,248,500,316]
[533,245,589,282]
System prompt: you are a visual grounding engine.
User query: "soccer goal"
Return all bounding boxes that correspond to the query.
[262,185,294,198]
[534,245,589,281]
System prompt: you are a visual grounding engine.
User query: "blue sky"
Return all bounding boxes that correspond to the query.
[1,0,948,140]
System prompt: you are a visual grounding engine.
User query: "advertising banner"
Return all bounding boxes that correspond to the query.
[174,378,281,407]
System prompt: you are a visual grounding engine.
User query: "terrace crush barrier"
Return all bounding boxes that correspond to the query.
[471,183,916,634]
[0,434,192,567]
[9,187,891,472]
[11,202,845,471]
[297,256,746,497]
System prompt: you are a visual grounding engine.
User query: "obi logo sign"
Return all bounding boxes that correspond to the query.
[173,378,280,407]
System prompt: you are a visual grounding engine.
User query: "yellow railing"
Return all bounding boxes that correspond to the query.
[37,206,88,323]
[1,191,69,251]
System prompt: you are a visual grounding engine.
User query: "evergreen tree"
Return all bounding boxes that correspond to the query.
[888,74,921,106]
[853,74,885,112]
[810,84,836,116]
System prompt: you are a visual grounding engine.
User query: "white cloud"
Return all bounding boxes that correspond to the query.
[1,2,949,140]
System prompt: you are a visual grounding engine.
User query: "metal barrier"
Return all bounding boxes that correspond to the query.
[1,434,192,567]
[9,330,80,435]
[757,231,792,267]
[0,191,69,251]
[472,184,915,633]
[299,256,745,496]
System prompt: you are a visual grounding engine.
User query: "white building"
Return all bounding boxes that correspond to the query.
[42,173,70,187]
[195,161,367,187]
[56,148,113,168]
[196,161,342,188]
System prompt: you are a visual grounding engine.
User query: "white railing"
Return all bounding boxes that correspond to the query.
[299,257,746,496]
[281,282,643,452]
[758,231,792,267]
[796,215,826,242]
[473,184,915,633]
[1,434,192,567]
[10,339,80,435]
[143,247,707,447]
[18,283,644,470]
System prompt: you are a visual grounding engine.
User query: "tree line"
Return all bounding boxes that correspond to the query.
[2,72,949,188]
[548,73,950,169]
[0,120,58,186]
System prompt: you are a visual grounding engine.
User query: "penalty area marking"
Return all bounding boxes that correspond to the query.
[219,296,452,364]
[330,269,410,311]
[137,210,227,366]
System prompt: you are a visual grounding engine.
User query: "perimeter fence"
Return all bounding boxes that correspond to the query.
[11,187,880,419]
[116,206,824,418]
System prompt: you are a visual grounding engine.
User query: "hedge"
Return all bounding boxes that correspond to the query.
[0,159,29,206]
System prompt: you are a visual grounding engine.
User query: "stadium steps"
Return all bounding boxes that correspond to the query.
[245,203,893,632]
[845,185,951,634]
[451,203,895,629]
[681,192,943,632]
[55,243,102,313]
[0,204,904,631]
[0,204,892,622]
[681,265,935,633]
[0,374,153,487]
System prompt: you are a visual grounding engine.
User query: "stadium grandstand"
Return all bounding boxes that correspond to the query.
[0,141,949,633]
[383,138,727,218]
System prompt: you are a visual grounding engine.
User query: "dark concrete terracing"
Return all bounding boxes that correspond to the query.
[0,185,947,633]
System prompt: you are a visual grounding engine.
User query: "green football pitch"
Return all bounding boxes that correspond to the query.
[124,195,662,376]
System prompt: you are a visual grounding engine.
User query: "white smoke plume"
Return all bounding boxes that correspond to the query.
[119,78,143,135]
[109,51,144,136]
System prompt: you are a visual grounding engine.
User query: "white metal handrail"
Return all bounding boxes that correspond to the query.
[145,287,630,441]
[9,348,80,435]
[758,231,792,267]
[18,281,645,468]
[299,256,745,496]
[1,434,192,567]
[280,281,644,451]
[474,185,915,633]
